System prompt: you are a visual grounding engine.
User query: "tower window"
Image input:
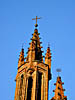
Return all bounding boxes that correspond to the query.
[27,77,33,100]
[21,74,23,85]
[19,74,24,98]
[37,72,42,100]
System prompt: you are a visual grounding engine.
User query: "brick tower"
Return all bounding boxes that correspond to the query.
[51,76,67,100]
[14,16,52,100]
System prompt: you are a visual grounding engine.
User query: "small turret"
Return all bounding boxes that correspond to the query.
[45,46,51,69]
[45,46,52,80]
[51,76,67,100]
[18,48,24,68]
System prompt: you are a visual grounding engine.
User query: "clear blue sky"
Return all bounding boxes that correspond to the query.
[0,0,75,100]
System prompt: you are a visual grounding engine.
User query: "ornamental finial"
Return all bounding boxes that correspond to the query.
[32,16,41,27]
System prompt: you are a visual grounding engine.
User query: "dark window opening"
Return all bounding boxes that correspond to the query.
[19,75,24,97]
[21,74,23,86]
[58,86,61,90]
[37,72,42,100]
[58,92,61,96]
[27,77,33,100]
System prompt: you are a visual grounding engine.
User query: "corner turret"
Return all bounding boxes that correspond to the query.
[45,46,51,69]
[18,48,24,68]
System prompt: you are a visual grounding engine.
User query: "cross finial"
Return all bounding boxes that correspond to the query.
[32,16,41,27]
[56,68,61,76]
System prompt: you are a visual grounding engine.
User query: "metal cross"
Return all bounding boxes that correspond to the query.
[32,16,41,24]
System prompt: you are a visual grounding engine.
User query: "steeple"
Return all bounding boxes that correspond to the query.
[14,17,52,100]
[51,76,67,100]
[18,48,24,68]
[26,23,43,62]
[45,45,51,69]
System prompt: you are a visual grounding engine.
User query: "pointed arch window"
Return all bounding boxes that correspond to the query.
[37,72,42,100]
[19,74,24,99]
[27,77,33,100]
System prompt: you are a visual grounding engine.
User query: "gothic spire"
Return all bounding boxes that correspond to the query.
[18,48,24,68]
[26,26,43,62]
[51,76,67,100]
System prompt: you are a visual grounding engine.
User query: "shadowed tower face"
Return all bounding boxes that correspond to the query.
[14,17,52,100]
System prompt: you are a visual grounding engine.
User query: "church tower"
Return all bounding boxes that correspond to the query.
[14,16,52,100]
[51,75,67,100]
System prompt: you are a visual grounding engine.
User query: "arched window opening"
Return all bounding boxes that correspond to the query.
[27,77,33,100]
[37,72,42,100]
[19,74,24,97]
[20,74,23,89]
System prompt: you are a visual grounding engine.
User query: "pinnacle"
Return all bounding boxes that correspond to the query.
[18,48,24,68]
[51,76,67,100]
[45,46,51,77]
[45,46,51,59]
